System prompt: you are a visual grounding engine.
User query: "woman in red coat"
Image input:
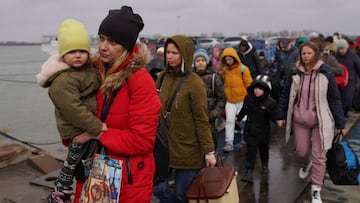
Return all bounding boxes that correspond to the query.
[73,6,161,203]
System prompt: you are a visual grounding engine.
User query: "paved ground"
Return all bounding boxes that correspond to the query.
[0,111,359,203]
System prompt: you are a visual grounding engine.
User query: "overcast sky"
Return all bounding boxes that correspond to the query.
[1,0,359,42]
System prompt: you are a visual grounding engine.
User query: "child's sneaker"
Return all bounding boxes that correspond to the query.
[47,187,72,203]
[299,160,312,179]
[223,142,234,152]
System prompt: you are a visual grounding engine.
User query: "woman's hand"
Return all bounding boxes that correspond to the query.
[276,120,285,127]
[205,152,216,168]
[102,122,108,131]
[337,129,344,135]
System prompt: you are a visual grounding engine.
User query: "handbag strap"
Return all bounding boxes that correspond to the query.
[97,88,121,154]
[332,132,344,145]
[215,153,224,167]
[101,88,120,122]
[164,73,191,116]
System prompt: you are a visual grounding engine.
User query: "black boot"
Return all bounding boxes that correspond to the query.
[261,162,269,174]
[241,170,254,183]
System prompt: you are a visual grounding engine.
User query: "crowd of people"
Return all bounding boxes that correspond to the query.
[38,5,360,203]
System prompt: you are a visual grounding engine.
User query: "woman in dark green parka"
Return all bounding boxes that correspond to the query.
[154,35,216,203]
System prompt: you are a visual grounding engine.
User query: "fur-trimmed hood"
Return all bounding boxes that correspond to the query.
[36,54,70,87]
[96,42,153,96]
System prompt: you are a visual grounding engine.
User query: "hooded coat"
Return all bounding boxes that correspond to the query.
[275,62,345,151]
[36,54,103,140]
[74,43,162,203]
[237,40,262,78]
[220,47,253,103]
[237,80,277,145]
[156,35,215,170]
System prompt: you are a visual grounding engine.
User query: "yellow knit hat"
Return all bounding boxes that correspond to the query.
[58,19,90,57]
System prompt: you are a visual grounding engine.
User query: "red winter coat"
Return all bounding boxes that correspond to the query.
[74,45,162,203]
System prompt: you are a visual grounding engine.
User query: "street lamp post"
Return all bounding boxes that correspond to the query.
[176,16,180,34]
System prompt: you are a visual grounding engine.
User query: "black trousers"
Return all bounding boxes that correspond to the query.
[245,143,269,170]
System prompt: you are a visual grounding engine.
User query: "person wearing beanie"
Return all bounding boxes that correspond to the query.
[335,38,349,50]
[98,6,144,52]
[57,19,90,57]
[36,18,106,203]
[193,48,226,149]
[193,48,210,65]
[72,6,161,203]
[237,75,276,183]
[335,37,360,118]
[153,35,216,203]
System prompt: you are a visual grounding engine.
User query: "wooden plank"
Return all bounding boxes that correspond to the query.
[0,144,31,168]
[28,153,62,174]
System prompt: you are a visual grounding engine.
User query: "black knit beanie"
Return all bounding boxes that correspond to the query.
[98,6,144,52]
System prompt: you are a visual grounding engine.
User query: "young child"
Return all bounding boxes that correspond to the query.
[36,19,106,203]
[236,75,277,182]
[220,47,253,152]
[193,48,226,149]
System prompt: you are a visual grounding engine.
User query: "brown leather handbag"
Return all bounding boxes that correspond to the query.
[186,154,239,202]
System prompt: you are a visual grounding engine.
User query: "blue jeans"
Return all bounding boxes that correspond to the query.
[154,169,198,203]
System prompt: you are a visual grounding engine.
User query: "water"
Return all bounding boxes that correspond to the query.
[0,45,67,159]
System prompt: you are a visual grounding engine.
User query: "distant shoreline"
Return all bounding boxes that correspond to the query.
[0,42,41,46]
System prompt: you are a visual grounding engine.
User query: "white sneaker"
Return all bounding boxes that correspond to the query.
[223,142,234,152]
[311,185,322,203]
[299,160,312,179]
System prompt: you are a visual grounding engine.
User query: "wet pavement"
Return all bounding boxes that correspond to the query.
[218,126,308,203]
[0,111,359,203]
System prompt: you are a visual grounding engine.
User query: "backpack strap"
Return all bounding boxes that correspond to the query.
[211,73,216,96]
[240,64,246,77]
[156,72,166,93]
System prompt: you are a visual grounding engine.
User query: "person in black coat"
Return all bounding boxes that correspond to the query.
[335,39,360,117]
[146,47,164,82]
[238,40,262,78]
[236,75,277,183]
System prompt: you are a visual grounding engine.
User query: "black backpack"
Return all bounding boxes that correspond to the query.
[326,133,360,185]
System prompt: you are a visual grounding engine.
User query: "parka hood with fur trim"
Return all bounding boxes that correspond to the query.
[96,42,153,96]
